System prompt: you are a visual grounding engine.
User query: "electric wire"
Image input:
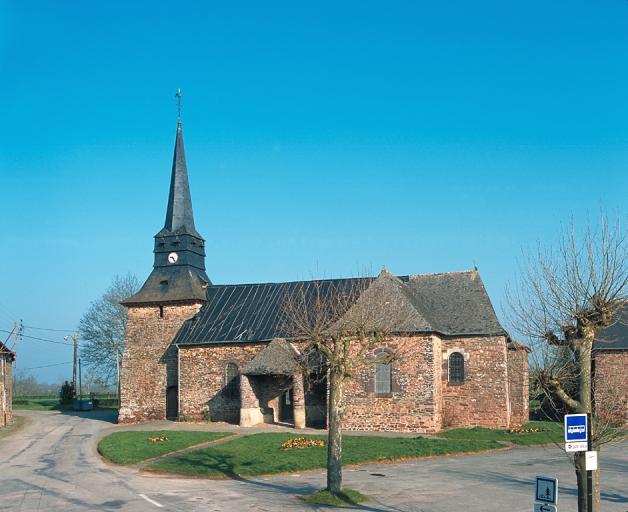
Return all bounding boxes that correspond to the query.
[0,328,74,346]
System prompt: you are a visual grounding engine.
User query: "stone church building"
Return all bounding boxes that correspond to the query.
[119,120,529,433]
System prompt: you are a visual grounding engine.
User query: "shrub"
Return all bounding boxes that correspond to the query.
[59,381,75,405]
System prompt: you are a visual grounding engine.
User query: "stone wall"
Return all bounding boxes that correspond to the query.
[342,336,442,433]
[441,335,511,429]
[507,344,529,427]
[118,301,203,424]
[594,351,628,427]
[1,356,12,427]
[179,343,266,422]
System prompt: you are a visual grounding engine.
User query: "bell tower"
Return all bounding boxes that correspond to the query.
[119,94,209,423]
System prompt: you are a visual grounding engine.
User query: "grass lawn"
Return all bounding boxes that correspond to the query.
[438,421,564,446]
[300,489,369,506]
[13,396,119,412]
[98,430,235,465]
[12,398,74,412]
[143,433,504,478]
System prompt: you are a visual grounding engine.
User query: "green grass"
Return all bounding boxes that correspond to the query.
[143,433,504,477]
[300,489,369,506]
[13,396,119,411]
[12,398,74,411]
[98,430,235,465]
[438,421,564,446]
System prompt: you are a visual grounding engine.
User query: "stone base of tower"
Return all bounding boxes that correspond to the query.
[119,301,203,424]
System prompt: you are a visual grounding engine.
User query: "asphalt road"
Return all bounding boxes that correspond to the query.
[0,410,626,511]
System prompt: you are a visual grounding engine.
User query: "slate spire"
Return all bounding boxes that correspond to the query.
[163,120,199,236]
[121,114,211,306]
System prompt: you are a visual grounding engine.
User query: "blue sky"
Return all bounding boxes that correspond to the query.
[1,1,627,383]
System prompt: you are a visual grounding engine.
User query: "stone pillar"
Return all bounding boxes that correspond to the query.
[239,374,262,427]
[293,373,306,429]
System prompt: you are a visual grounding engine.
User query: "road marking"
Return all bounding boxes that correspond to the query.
[139,494,164,508]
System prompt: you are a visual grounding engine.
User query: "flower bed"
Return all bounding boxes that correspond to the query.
[281,437,326,449]
[506,428,548,434]
[148,436,170,442]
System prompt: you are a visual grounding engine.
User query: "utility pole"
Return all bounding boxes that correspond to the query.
[13,322,17,369]
[72,334,78,397]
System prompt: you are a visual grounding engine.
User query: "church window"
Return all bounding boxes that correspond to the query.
[225,363,239,396]
[448,352,464,383]
[375,353,392,394]
[159,306,164,318]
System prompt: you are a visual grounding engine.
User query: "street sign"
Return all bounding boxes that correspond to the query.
[565,441,588,452]
[536,476,558,505]
[564,413,588,442]
[534,504,557,512]
[585,451,598,471]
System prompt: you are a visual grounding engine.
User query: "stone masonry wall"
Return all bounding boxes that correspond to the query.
[441,335,510,429]
[179,343,266,422]
[594,351,628,427]
[507,346,529,428]
[1,357,12,427]
[342,336,442,433]
[119,301,203,424]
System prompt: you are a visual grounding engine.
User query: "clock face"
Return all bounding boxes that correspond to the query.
[168,252,178,264]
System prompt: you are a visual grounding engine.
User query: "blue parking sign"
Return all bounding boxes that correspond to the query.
[564,413,588,442]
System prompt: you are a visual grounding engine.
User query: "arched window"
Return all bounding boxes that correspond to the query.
[448,352,464,383]
[225,363,239,396]
[375,353,392,394]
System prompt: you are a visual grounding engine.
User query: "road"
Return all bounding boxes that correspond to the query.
[0,410,626,511]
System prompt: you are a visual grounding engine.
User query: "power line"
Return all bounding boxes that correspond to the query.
[23,325,76,333]
[16,361,73,371]
[0,329,74,346]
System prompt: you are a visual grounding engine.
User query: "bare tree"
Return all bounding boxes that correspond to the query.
[505,210,628,512]
[12,371,38,396]
[282,270,411,494]
[79,274,139,393]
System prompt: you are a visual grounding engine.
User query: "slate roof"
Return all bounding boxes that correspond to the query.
[241,339,300,375]
[159,120,200,239]
[0,341,15,361]
[173,270,506,346]
[594,304,628,351]
[173,278,368,345]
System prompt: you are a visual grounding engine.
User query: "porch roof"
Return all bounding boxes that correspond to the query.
[241,339,300,376]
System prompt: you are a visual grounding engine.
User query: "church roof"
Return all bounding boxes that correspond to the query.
[159,120,200,238]
[173,270,506,346]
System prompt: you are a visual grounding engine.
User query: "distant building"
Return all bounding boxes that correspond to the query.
[1,341,15,427]
[594,309,628,427]
[118,120,529,432]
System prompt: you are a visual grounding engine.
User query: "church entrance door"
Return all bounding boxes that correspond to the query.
[166,386,178,420]
[279,388,294,423]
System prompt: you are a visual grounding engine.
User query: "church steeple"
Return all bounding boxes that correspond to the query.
[122,110,211,306]
[162,121,199,237]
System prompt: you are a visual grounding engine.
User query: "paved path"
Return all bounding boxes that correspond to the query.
[0,410,627,511]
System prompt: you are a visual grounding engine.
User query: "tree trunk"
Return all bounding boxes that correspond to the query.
[327,371,345,493]
[575,452,587,512]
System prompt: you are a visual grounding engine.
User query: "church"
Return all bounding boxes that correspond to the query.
[119,119,529,433]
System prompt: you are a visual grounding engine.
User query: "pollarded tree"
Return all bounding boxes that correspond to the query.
[282,269,412,494]
[505,210,628,512]
[79,273,139,393]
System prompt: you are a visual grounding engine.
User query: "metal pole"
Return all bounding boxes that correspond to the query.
[587,412,592,512]
[72,334,78,397]
[79,358,83,402]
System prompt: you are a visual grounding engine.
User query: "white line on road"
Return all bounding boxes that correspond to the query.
[139,494,164,508]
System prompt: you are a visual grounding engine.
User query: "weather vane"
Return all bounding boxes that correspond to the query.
[175,88,184,119]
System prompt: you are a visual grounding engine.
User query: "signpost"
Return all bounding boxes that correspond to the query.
[535,476,558,505]
[564,413,593,511]
[534,504,557,512]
